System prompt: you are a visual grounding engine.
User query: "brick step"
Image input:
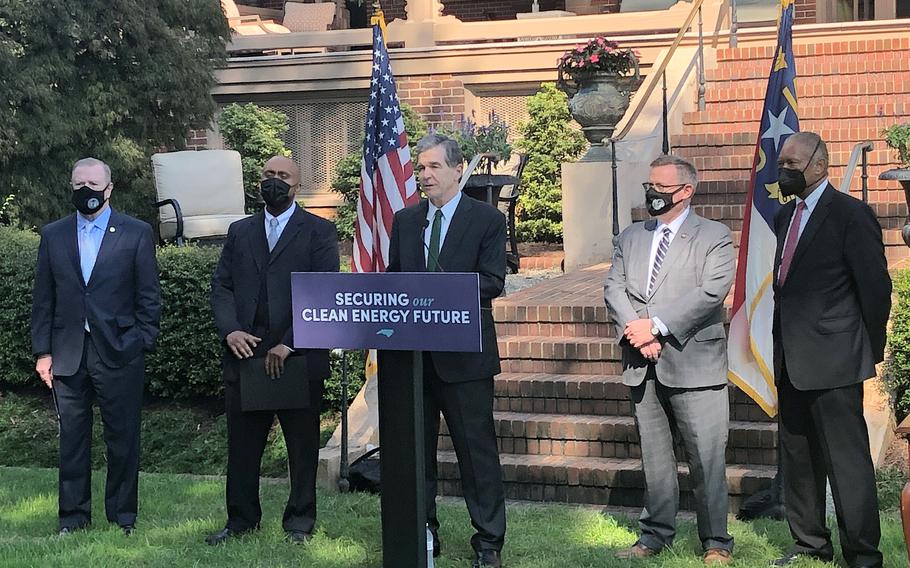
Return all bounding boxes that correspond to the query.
[491,372,773,422]
[436,451,777,510]
[685,101,910,127]
[706,73,910,104]
[716,38,910,63]
[493,303,609,325]
[439,413,778,465]
[706,51,909,81]
[498,336,622,362]
[495,321,613,338]
[499,359,622,375]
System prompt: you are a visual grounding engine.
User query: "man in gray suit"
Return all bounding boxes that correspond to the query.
[604,154,735,565]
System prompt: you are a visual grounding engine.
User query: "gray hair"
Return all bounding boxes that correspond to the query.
[650,154,698,188]
[71,157,112,184]
[415,134,463,168]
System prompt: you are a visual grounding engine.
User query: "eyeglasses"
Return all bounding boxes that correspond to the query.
[642,182,687,193]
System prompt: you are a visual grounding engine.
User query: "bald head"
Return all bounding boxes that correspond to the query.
[262,155,300,188]
[778,132,829,198]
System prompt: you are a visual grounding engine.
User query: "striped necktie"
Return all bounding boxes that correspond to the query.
[648,227,672,295]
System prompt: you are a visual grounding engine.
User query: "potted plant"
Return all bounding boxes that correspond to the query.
[880,122,910,246]
[557,37,641,162]
[438,113,513,165]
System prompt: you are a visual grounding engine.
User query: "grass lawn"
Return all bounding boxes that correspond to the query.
[0,467,906,567]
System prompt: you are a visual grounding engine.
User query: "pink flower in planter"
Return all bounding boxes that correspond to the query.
[590,54,600,63]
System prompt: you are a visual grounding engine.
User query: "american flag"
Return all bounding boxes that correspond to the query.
[727,0,799,417]
[353,24,418,274]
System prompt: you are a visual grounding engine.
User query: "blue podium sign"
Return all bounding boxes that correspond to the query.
[291,272,482,352]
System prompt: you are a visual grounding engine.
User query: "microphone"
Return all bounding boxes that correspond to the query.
[420,218,446,272]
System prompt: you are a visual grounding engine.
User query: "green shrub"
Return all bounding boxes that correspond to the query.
[330,103,428,241]
[218,103,291,213]
[145,244,224,399]
[514,83,587,243]
[885,269,910,421]
[0,227,40,386]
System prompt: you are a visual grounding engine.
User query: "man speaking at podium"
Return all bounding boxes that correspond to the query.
[388,134,508,568]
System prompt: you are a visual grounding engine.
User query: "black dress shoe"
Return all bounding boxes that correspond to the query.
[770,552,834,566]
[205,526,255,545]
[57,525,87,536]
[121,524,135,536]
[285,530,312,544]
[472,549,502,568]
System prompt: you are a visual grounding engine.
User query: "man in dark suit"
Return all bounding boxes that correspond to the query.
[206,155,340,545]
[31,157,161,535]
[387,134,507,568]
[771,132,891,568]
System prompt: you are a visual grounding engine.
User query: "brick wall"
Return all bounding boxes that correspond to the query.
[397,74,466,127]
[185,129,209,150]
[794,0,816,24]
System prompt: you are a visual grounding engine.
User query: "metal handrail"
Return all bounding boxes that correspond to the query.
[841,141,874,202]
[611,0,708,142]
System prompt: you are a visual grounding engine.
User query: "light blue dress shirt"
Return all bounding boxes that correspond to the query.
[77,206,111,332]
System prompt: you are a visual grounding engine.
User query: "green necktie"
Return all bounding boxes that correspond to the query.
[427,209,443,271]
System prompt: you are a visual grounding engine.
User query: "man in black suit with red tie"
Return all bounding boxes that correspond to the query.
[771,132,891,568]
[387,134,507,568]
[206,155,339,546]
[31,157,161,536]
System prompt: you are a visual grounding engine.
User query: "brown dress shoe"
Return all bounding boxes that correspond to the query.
[704,548,733,565]
[614,542,661,559]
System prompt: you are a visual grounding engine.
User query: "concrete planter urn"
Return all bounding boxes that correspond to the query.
[880,167,910,247]
[559,68,641,162]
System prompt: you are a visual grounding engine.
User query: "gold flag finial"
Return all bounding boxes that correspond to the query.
[371,0,388,37]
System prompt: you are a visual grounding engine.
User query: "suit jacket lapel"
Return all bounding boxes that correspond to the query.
[437,195,472,268]
[63,214,85,287]
[773,200,795,284]
[787,185,833,280]
[269,206,305,264]
[631,219,657,299]
[649,213,700,298]
[414,200,430,271]
[247,212,268,272]
[89,209,123,285]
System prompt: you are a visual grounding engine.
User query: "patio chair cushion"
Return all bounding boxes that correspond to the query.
[151,149,250,240]
[282,1,336,32]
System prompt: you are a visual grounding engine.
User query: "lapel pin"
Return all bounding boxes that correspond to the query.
[109,227,116,233]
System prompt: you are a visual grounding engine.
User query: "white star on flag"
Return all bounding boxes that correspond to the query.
[761,107,795,151]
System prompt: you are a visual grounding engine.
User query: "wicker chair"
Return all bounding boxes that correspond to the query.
[282,1,337,32]
[221,0,290,35]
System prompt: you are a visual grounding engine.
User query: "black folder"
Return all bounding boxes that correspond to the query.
[238,356,309,412]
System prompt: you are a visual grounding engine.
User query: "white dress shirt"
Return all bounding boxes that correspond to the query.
[264,202,297,243]
[648,206,690,336]
[423,191,462,265]
[782,178,828,248]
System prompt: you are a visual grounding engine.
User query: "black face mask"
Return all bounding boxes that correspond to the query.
[71,185,107,216]
[778,139,822,197]
[645,185,685,217]
[260,178,293,210]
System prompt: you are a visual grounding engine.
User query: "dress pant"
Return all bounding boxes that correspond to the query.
[423,353,506,553]
[222,356,324,533]
[54,333,144,529]
[630,373,733,552]
[778,363,882,568]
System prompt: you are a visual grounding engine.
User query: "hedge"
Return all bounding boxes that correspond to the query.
[885,269,910,421]
[0,226,364,411]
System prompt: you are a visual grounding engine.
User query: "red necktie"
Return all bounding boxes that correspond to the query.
[777,201,806,286]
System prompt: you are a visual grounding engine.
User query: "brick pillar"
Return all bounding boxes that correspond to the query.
[794,0,816,23]
[185,129,209,150]
[397,75,466,127]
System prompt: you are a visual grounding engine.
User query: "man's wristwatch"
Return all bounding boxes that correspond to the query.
[649,318,660,337]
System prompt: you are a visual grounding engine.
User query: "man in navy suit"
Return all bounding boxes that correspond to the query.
[206,155,340,545]
[387,134,507,568]
[31,157,161,535]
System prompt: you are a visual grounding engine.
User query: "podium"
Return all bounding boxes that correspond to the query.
[291,272,482,568]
